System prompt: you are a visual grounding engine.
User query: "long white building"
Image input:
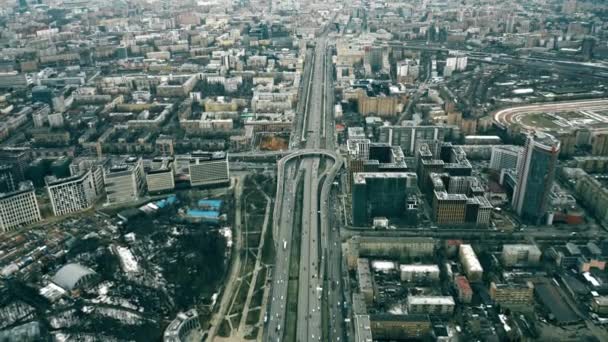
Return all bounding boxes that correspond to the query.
[459,244,483,282]
[188,151,230,187]
[46,170,100,216]
[0,182,41,233]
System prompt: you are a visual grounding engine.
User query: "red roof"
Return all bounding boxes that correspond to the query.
[455,275,472,292]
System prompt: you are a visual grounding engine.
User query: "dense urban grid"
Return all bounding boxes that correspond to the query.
[2,0,608,341]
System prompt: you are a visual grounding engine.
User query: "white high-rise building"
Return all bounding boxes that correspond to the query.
[489,145,522,171]
[46,170,100,216]
[0,182,41,233]
[104,157,146,204]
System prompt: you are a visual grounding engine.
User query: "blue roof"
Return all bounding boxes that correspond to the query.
[198,199,222,210]
[186,210,220,219]
[155,195,178,208]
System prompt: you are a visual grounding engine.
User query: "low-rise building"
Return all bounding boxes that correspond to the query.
[459,244,483,282]
[399,264,440,282]
[357,258,374,305]
[501,244,542,267]
[489,282,535,307]
[454,275,473,303]
[369,314,431,340]
[407,296,455,315]
[345,236,436,269]
[591,296,608,315]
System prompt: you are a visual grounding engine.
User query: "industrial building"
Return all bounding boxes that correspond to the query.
[0,182,41,233]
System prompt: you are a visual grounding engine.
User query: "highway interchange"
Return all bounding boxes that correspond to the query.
[266,31,345,342]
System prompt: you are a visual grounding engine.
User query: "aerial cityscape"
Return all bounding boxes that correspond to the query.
[1,0,608,341]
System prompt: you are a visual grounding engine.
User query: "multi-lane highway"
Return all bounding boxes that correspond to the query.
[266,32,345,342]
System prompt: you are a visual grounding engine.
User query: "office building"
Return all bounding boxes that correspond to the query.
[188,151,230,187]
[407,296,455,315]
[351,172,417,226]
[422,152,491,226]
[512,133,560,224]
[459,244,483,282]
[346,141,409,189]
[69,158,107,197]
[46,170,101,216]
[378,124,448,155]
[0,182,41,233]
[489,145,522,171]
[0,164,15,193]
[0,148,30,182]
[104,157,146,204]
[501,244,542,267]
[146,158,175,193]
[347,139,371,161]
